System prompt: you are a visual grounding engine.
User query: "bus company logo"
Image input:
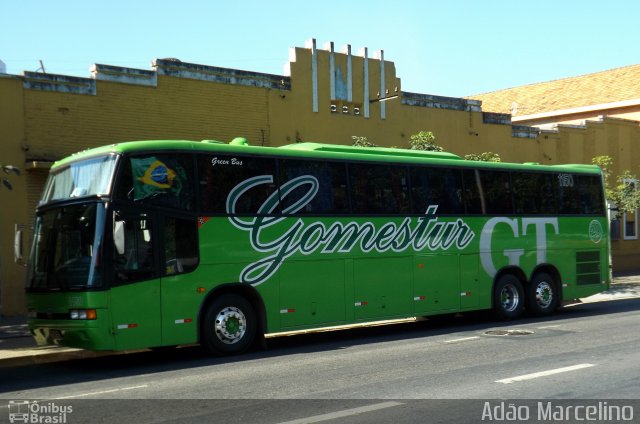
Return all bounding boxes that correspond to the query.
[211,156,243,167]
[8,400,72,423]
[589,220,603,244]
[226,175,476,286]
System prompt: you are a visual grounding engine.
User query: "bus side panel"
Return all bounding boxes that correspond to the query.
[278,259,346,329]
[110,280,161,350]
[353,256,412,321]
[413,254,460,315]
[459,254,482,310]
[160,272,203,346]
[558,246,610,299]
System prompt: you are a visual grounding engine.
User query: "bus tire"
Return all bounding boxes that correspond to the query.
[493,274,524,320]
[201,294,257,355]
[526,272,559,316]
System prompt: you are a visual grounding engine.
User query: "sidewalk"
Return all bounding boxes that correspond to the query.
[2,275,640,367]
[0,315,112,367]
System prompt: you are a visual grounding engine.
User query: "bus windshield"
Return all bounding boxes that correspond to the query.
[41,155,117,203]
[27,203,106,291]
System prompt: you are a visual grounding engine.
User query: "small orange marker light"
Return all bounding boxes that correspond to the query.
[197,287,206,294]
[418,263,425,269]
[86,309,97,320]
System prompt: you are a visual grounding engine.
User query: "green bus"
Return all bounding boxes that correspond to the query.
[26,138,611,355]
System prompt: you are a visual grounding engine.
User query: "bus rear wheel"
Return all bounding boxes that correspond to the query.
[493,274,524,320]
[201,294,257,355]
[526,272,559,316]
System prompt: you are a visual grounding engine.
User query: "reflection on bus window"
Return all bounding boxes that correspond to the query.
[164,216,198,275]
[113,211,156,284]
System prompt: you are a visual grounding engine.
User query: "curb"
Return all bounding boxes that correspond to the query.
[0,348,113,368]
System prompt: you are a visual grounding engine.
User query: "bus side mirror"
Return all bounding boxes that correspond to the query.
[114,221,125,255]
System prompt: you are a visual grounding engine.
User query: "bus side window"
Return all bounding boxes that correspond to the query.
[113,211,156,284]
[577,175,606,215]
[557,173,580,215]
[115,154,194,211]
[512,172,558,215]
[278,159,349,215]
[410,167,464,215]
[479,170,513,215]
[349,163,410,214]
[198,154,277,214]
[164,216,198,275]
[462,170,483,214]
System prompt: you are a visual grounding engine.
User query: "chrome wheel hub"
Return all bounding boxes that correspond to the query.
[214,306,247,345]
[500,284,520,312]
[535,281,554,309]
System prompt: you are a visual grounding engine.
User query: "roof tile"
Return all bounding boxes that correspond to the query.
[467,64,640,116]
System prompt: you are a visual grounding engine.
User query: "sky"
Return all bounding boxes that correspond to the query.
[2,0,639,98]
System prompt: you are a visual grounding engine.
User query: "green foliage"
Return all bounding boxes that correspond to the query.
[464,152,501,162]
[408,131,442,151]
[351,136,378,147]
[592,155,613,199]
[592,155,640,216]
[611,171,640,215]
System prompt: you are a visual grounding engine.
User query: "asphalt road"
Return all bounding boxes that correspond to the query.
[1,298,639,423]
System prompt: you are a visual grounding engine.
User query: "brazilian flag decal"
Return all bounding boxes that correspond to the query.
[132,156,184,201]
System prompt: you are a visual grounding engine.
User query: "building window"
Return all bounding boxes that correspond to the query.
[623,179,638,240]
[609,202,620,241]
[611,218,621,241]
[623,209,638,240]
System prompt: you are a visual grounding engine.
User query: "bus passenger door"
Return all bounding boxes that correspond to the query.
[413,254,460,315]
[109,209,162,350]
[159,214,200,346]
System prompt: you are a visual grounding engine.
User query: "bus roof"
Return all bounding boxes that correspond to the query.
[53,138,603,174]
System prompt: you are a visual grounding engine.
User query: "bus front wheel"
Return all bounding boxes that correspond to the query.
[493,274,525,320]
[526,272,559,316]
[201,294,257,355]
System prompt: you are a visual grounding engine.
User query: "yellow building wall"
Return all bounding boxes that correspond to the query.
[0,76,28,315]
[1,41,640,315]
[23,76,272,160]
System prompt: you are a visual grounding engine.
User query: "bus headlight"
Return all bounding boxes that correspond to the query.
[69,309,97,320]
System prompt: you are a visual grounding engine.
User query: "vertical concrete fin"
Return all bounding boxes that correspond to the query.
[343,44,353,102]
[308,38,319,113]
[377,50,386,120]
[326,41,336,101]
[359,47,370,118]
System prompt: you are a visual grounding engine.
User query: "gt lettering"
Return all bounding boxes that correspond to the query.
[480,217,559,277]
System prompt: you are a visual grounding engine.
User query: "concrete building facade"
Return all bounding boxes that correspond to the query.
[1,39,639,315]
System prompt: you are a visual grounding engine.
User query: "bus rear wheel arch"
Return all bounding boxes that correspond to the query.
[526,271,560,316]
[201,293,257,355]
[493,273,525,320]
